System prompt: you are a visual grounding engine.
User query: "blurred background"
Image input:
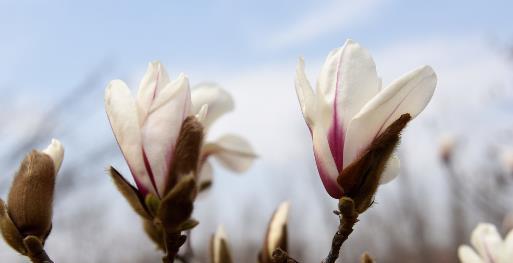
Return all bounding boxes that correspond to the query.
[1,0,513,262]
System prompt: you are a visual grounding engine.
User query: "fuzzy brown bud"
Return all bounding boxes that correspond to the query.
[338,114,411,213]
[7,150,56,240]
[165,116,204,194]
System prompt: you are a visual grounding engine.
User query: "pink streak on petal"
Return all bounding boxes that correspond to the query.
[327,59,345,170]
[142,146,160,197]
[314,149,343,199]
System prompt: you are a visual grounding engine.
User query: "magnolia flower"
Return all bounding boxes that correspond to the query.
[105,61,202,198]
[296,39,437,198]
[190,83,257,189]
[459,223,513,263]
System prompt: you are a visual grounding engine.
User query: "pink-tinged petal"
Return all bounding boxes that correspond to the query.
[295,57,316,130]
[137,61,171,124]
[343,66,436,168]
[209,134,257,173]
[379,154,400,184]
[458,246,484,263]
[141,75,192,196]
[42,139,64,174]
[191,83,234,129]
[470,223,503,262]
[318,40,380,169]
[312,128,343,198]
[105,80,156,195]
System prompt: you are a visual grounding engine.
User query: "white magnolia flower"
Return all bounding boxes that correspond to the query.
[459,223,513,263]
[191,83,257,188]
[105,61,193,197]
[296,39,437,198]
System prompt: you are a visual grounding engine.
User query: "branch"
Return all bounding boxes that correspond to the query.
[321,197,359,263]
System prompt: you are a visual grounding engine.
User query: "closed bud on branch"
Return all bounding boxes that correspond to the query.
[259,202,290,263]
[210,225,233,263]
[0,139,63,257]
[7,139,63,241]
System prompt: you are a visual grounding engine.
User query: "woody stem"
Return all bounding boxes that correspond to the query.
[321,197,359,263]
[162,231,183,263]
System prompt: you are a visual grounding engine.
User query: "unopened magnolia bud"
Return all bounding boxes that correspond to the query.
[438,134,456,164]
[210,225,233,263]
[261,202,290,263]
[500,149,513,175]
[7,140,63,241]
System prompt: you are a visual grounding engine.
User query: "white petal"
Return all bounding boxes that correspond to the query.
[136,61,171,123]
[499,230,513,262]
[42,139,64,174]
[267,202,290,257]
[295,57,316,129]
[379,155,400,184]
[191,83,234,129]
[195,104,209,124]
[471,223,503,262]
[458,246,484,263]
[105,80,156,194]
[343,65,437,167]
[316,39,379,132]
[210,134,257,173]
[141,75,192,196]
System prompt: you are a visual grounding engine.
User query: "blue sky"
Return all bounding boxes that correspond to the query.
[1,0,512,95]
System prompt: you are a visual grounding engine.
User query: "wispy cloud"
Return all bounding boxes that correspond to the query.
[264,0,383,49]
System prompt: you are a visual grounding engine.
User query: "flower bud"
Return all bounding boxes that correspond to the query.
[210,225,233,263]
[260,202,290,263]
[7,139,63,241]
[438,134,456,164]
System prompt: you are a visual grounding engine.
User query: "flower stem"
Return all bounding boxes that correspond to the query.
[162,231,186,263]
[322,197,359,263]
[23,236,53,263]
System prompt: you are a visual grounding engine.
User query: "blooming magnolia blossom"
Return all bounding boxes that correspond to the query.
[191,83,257,188]
[105,61,197,198]
[296,39,437,198]
[458,223,513,263]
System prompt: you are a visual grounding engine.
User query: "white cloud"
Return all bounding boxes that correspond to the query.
[264,0,383,49]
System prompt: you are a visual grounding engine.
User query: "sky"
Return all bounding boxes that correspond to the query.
[1,0,513,262]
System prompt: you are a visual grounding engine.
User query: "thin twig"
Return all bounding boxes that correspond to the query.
[322,197,359,263]
[271,248,299,263]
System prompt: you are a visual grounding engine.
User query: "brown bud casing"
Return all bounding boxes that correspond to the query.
[338,114,411,213]
[165,116,204,194]
[7,150,56,240]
